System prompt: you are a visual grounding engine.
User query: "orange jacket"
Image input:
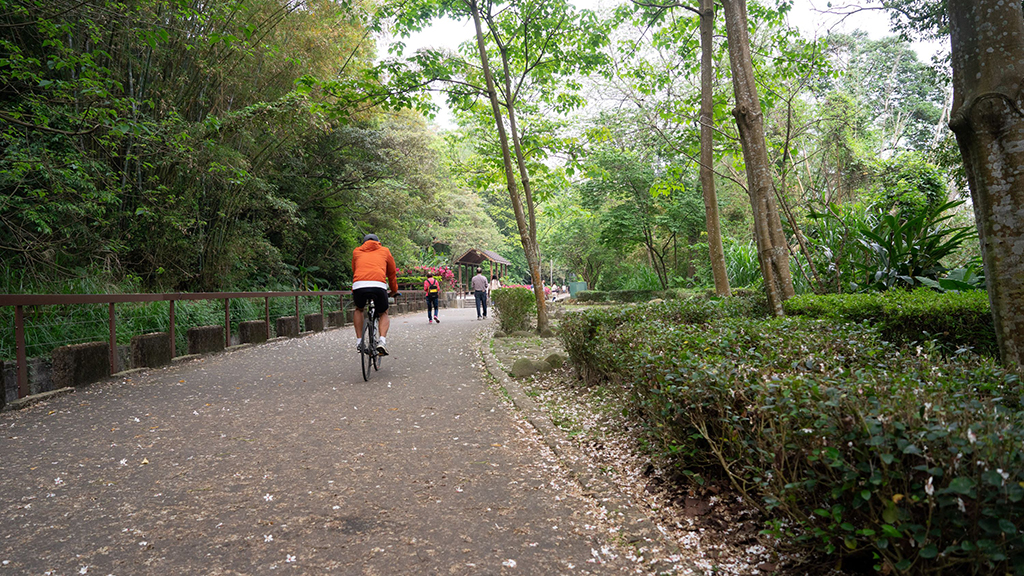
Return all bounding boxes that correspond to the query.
[352,240,398,293]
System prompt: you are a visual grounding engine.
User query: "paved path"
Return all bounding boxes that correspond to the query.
[0,307,640,575]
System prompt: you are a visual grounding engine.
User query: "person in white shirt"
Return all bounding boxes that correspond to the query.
[471,268,489,319]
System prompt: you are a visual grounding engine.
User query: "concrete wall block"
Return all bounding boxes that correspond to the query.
[327,310,347,327]
[187,325,225,355]
[304,314,324,332]
[28,357,53,394]
[131,333,172,369]
[275,316,299,338]
[116,344,131,373]
[240,320,269,344]
[51,341,110,388]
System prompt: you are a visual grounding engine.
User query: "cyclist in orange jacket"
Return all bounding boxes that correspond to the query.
[352,233,399,355]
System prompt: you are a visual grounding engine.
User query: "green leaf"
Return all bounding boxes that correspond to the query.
[946,477,975,495]
[881,524,902,538]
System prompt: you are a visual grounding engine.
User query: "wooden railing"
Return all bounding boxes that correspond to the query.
[0,290,378,400]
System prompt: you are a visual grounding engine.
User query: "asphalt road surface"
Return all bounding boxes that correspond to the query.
[0,306,639,575]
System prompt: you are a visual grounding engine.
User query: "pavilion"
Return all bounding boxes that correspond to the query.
[453,248,511,294]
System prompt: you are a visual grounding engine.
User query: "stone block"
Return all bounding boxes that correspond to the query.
[187,325,225,355]
[240,320,268,344]
[544,353,567,368]
[131,332,172,369]
[304,314,324,332]
[51,341,110,388]
[510,358,552,379]
[328,310,347,327]
[276,316,299,338]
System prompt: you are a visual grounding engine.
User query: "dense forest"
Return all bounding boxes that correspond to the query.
[1,0,976,297]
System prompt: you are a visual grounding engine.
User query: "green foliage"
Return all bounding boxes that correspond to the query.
[620,265,662,291]
[805,201,874,293]
[854,200,976,291]
[490,287,536,333]
[575,290,609,302]
[560,298,1023,574]
[724,240,763,289]
[1,0,493,294]
[867,153,949,219]
[784,288,996,357]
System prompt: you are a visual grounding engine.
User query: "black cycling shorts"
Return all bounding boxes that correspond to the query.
[353,287,389,314]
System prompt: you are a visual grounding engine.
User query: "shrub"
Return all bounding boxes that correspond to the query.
[620,264,662,290]
[725,240,763,288]
[784,289,996,357]
[560,299,1024,574]
[607,289,665,302]
[490,287,535,333]
[853,200,976,291]
[575,290,608,302]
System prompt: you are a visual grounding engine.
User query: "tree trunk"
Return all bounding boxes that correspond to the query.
[947,0,1024,367]
[494,33,549,332]
[700,0,732,297]
[721,0,794,315]
[469,1,548,331]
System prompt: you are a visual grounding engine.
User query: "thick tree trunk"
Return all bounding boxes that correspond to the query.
[469,1,548,331]
[721,0,794,315]
[947,0,1024,367]
[699,0,731,297]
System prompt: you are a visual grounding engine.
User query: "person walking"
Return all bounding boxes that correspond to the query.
[471,268,488,320]
[489,274,501,295]
[352,233,398,356]
[424,272,441,324]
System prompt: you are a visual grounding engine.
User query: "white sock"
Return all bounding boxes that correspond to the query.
[356,337,362,346]
[379,336,386,346]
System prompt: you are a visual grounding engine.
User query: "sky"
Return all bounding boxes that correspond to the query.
[387,0,946,128]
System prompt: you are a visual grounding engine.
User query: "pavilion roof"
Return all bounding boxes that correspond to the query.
[453,248,511,266]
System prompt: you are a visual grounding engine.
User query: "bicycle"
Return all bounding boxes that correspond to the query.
[359,295,396,381]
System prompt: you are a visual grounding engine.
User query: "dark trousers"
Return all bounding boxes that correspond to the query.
[426,295,439,319]
[474,290,487,318]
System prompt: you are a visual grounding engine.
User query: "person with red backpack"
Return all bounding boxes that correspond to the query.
[423,272,441,324]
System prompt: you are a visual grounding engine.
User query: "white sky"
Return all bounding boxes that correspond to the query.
[390,0,946,129]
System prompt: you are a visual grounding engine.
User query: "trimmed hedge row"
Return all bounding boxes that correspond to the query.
[784,289,996,357]
[576,287,763,304]
[560,293,1022,574]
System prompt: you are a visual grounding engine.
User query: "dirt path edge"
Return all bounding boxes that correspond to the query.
[478,335,694,575]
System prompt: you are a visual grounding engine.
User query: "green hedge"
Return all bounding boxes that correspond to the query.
[490,287,535,333]
[559,297,1023,574]
[575,290,609,302]
[784,289,996,357]
[575,288,698,303]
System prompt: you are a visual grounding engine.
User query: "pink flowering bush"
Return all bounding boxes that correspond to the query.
[397,266,456,290]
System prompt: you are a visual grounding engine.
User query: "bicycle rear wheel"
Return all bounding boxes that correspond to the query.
[361,314,374,381]
[372,318,382,371]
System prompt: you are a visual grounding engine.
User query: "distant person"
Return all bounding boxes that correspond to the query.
[489,274,501,294]
[471,268,488,320]
[352,233,398,356]
[424,272,441,324]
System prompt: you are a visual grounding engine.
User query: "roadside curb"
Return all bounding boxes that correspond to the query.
[479,335,688,574]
